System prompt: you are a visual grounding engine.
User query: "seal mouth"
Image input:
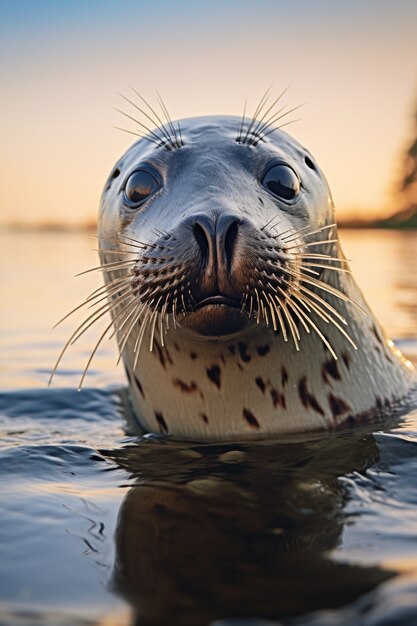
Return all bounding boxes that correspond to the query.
[178,293,247,337]
[195,294,241,310]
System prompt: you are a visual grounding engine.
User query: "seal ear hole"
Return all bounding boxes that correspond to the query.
[305,156,316,171]
[111,168,121,179]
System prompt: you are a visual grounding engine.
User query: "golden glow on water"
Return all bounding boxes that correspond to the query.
[36,482,125,500]
[0,231,125,389]
[1,228,416,390]
[339,230,417,339]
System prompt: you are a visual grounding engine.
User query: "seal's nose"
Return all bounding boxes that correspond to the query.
[192,214,239,275]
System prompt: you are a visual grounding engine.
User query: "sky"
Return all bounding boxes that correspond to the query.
[1,0,417,226]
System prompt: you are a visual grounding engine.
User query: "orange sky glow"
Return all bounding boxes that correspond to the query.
[1,1,417,226]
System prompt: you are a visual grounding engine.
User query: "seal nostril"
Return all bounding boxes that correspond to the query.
[193,223,209,263]
[224,220,239,271]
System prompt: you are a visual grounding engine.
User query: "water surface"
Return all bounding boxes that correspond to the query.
[1,229,417,626]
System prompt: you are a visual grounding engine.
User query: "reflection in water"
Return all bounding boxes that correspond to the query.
[0,229,416,624]
[103,431,393,626]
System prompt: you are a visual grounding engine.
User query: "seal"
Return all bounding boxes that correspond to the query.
[52,92,415,440]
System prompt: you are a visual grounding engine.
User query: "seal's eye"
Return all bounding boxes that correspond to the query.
[124,169,160,206]
[262,164,300,201]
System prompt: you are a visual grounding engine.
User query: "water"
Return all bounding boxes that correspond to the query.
[1,229,417,626]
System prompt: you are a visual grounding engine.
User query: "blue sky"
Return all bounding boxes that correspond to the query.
[1,0,417,224]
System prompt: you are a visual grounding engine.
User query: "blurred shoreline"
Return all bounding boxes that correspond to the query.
[2,215,416,233]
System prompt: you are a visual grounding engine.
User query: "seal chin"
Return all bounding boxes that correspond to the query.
[179,296,248,338]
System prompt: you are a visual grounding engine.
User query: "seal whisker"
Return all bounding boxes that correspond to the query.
[252,105,287,142]
[249,86,290,142]
[180,292,187,315]
[87,274,134,300]
[294,293,330,325]
[177,121,183,148]
[113,126,161,145]
[70,290,136,347]
[187,287,196,307]
[242,84,273,144]
[109,301,146,363]
[78,303,133,389]
[248,294,254,319]
[256,103,305,140]
[254,288,262,324]
[155,90,178,145]
[274,223,304,239]
[75,260,136,276]
[172,298,178,329]
[129,87,173,144]
[49,289,136,385]
[264,118,302,137]
[296,293,356,353]
[267,293,288,341]
[296,284,348,324]
[294,291,358,350]
[236,98,247,143]
[261,215,277,232]
[155,90,182,149]
[299,254,350,264]
[110,298,143,343]
[159,295,169,346]
[290,295,338,359]
[115,234,158,249]
[116,306,145,361]
[298,273,365,312]
[298,266,321,277]
[85,283,132,312]
[82,275,133,305]
[116,299,152,363]
[276,295,299,350]
[119,234,168,252]
[281,295,301,342]
[285,267,353,306]
[148,309,159,352]
[265,293,278,332]
[53,278,132,328]
[89,276,133,301]
[284,238,338,251]
[114,107,166,146]
[282,223,336,243]
[240,290,249,314]
[261,215,282,233]
[133,309,152,369]
[94,235,150,250]
[260,297,269,326]
[301,262,351,274]
[281,291,311,335]
[119,92,172,145]
[91,248,139,256]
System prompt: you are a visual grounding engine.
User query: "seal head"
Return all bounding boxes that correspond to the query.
[100,116,331,337]
[96,113,414,440]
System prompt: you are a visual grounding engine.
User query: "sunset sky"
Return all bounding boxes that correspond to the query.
[1,0,417,226]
